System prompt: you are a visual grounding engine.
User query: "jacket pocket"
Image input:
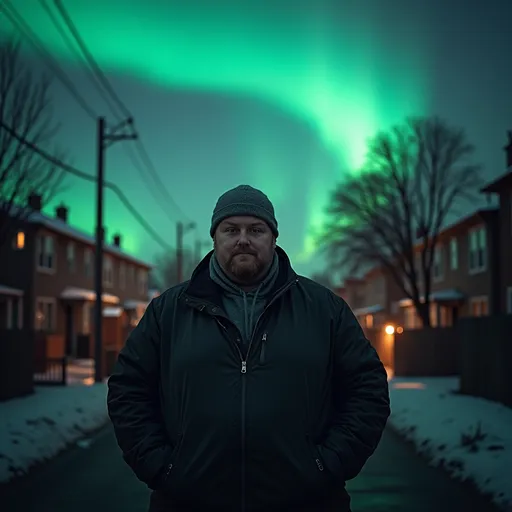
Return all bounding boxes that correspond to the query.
[161,432,185,486]
[259,333,268,365]
[306,434,325,473]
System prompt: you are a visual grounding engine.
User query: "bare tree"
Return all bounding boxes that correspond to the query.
[320,116,482,326]
[0,38,67,250]
[153,249,196,290]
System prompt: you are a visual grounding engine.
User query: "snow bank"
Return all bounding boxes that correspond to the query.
[389,376,512,511]
[0,383,108,483]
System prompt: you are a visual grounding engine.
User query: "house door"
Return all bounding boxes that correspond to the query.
[65,304,75,356]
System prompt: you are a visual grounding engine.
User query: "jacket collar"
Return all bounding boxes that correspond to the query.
[182,246,297,307]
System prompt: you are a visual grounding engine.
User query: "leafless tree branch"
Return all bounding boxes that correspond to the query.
[0,37,68,250]
[319,116,482,326]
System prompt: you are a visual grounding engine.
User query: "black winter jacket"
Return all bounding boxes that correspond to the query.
[107,248,390,511]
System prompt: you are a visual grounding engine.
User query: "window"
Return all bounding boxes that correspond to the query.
[103,256,114,287]
[507,287,512,314]
[449,237,458,270]
[35,298,56,331]
[67,242,75,272]
[138,269,148,295]
[470,296,488,317]
[84,248,93,278]
[36,234,55,271]
[365,314,374,329]
[13,231,25,250]
[119,262,126,290]
[433,246,444,282]
[468,227,486,273]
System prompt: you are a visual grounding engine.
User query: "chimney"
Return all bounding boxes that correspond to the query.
[505,130,512,169]
[27,192,42,211]
[113,234,121,248]
[55,203,68,223]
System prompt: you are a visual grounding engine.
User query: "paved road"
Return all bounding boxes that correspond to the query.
[0,425,498,512]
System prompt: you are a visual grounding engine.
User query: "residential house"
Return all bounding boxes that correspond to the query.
[0,193,153,359]
[481,132,512,314]
[345,267,403,329]
[397,208,500,329]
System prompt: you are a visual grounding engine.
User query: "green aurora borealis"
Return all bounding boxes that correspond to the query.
[2,0,510,277]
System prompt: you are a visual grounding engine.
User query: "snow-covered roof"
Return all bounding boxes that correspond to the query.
[24,210,153,269]
[0,285,24,297]
[60,286,119,305]
[353,304,384,316]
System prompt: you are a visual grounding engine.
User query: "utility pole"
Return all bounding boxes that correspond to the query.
[176,221,196,284]
[94,117,137,383]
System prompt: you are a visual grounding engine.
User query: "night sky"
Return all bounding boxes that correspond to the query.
[2,0,511,278]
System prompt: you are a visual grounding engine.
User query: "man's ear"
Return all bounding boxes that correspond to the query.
[272,237,277,248]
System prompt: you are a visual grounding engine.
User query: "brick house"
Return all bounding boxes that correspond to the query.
[0,193,152,359]
[481,133,512,313]
[396,208,500,329]
[349,267,403,330]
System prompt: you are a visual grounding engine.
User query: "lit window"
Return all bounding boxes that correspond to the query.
[470,296,488,317]
[14,231,25,250]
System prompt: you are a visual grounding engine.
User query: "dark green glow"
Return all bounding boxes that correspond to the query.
[2,0,428,268]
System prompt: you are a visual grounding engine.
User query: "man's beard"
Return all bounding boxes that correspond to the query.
[229,252,262,281]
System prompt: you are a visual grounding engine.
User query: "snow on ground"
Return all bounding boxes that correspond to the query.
[0,382,108,483]
[389,376,512,511]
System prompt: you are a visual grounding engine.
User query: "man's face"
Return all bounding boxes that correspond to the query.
[214,216,275,285]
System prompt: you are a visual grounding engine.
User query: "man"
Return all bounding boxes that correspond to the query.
[107,185,390,512]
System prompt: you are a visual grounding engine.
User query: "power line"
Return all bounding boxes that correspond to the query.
[0,0,98,120]
[0,120,172,251]
[6,0,192,228]
[53,0,131,120]
[38,0,123,121]
[50,0,192,223]
[131,132,192,222]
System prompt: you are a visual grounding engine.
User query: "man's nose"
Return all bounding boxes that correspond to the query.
[237,230,250,245]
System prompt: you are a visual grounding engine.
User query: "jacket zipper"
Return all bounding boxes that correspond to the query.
[208,278,298,512]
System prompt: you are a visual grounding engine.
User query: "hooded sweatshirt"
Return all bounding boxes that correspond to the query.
[209,252,279,347]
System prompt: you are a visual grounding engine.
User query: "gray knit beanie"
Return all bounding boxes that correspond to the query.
[210,185,279,237]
